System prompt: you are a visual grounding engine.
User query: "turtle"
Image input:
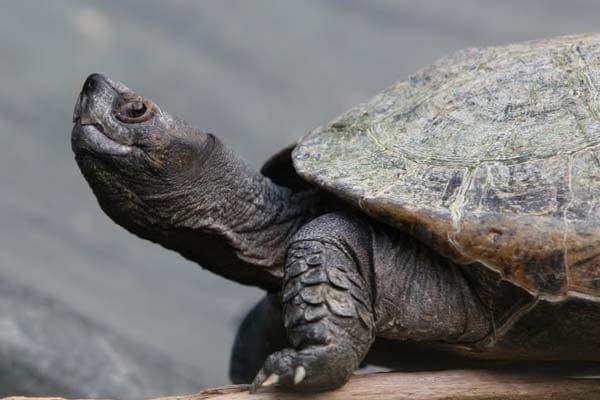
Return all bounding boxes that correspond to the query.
[71,33,600,393]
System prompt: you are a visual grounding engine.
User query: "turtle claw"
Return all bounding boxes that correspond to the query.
[249,369,267,393]
[262,373,279,387]
[249,349,299,392]
[293,366,306,385]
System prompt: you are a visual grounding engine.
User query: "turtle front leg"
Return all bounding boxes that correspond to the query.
[251,213,376,392]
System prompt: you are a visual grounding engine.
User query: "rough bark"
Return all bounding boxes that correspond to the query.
[4,369,600,400]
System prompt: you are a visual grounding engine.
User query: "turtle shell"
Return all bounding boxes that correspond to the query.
[291,33,600,299]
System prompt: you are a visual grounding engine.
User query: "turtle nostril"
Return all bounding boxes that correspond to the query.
[84,78,96,93]
[83,73,105,95]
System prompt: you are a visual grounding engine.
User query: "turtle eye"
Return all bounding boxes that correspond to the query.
[115,99,155,123]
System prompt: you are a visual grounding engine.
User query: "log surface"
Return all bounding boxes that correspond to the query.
[4,369,600,400]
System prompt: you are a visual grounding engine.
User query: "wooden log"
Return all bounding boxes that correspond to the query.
[3,368,600,400]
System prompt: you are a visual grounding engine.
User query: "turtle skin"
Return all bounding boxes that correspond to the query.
[71,34,600,394]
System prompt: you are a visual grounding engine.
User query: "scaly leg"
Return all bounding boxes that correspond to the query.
[251,213,375,392]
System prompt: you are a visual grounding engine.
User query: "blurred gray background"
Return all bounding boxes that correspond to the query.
[1,0,600,397]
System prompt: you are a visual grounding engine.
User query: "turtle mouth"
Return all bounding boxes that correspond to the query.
[71,74,135,157]
[71,119,133,156]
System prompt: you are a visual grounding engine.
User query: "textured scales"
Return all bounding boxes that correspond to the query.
[293,33,600,299]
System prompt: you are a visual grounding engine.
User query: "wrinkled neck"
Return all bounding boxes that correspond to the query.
[147,137,318,290]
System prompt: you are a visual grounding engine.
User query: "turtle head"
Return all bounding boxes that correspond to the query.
[72,73,214,235]
[71,74,313,289]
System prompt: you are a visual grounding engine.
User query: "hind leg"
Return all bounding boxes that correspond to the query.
[229,294,288,384]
